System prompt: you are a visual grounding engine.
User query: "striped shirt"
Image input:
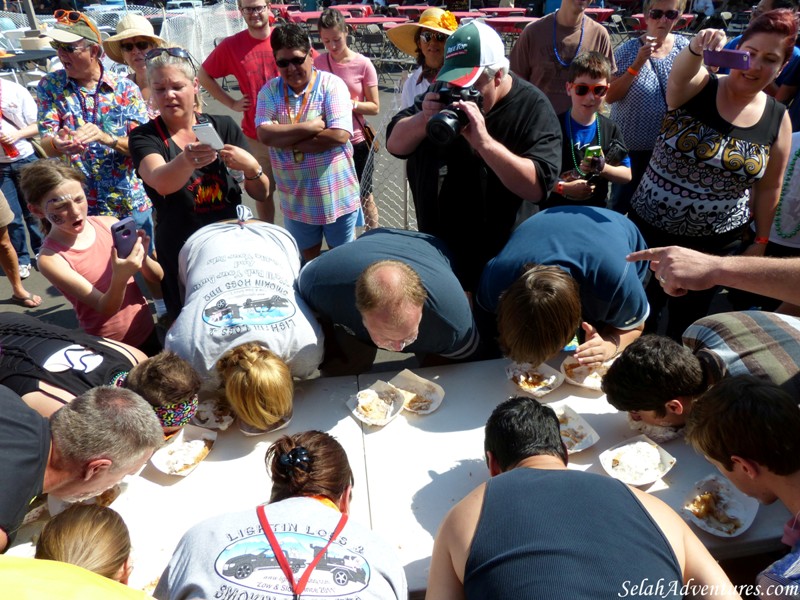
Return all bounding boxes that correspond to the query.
[683,311,800,397]
[255,69,359,225]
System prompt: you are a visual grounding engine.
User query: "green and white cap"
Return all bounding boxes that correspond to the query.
[435,20,506,88]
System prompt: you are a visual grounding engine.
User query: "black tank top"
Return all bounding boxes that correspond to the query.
[0,313,136,400]
[465,468,683,599]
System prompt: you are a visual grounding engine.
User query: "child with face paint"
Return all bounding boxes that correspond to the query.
[20,161,162,354]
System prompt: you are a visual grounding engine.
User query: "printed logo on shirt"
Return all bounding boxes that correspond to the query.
[42,344,104,373]
[214,531,372,596]
[187,172,227,213]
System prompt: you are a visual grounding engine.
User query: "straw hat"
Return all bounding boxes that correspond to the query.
[386,8,458,57]
[103,14,165,64]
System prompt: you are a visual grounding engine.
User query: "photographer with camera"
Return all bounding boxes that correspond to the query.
[386,21,561,292]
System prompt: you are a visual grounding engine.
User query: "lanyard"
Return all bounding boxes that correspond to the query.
[282,70,319,124]
[75,64,104,125]
[256,502,348,600]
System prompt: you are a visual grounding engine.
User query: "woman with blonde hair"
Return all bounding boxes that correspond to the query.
[35,504,132,584]
[216,342,293,436]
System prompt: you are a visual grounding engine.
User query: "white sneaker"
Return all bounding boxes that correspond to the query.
[18,264,30,279]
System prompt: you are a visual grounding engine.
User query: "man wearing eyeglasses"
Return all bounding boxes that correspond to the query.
[297,228,480,375]
[198,0,278,222]
[36,12,152,226]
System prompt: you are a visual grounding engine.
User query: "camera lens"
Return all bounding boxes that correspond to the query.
[426,108,467,146]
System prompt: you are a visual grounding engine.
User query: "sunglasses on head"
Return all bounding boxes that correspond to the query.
[648,9,680,19]
[146,46,194,63]
[571,83,609,97]
[275,54,308,68]
[53,9,102,41]
[121,40,153,52]
[419,31,448,43]
[50,40,87,53]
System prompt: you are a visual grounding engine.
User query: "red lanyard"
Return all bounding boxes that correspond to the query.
[283,70,317,124]
[256,502,348,599]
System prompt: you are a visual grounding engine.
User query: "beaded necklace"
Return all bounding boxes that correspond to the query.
[565,109,601,178]
[775,147,800,239]
[553,10,585,69]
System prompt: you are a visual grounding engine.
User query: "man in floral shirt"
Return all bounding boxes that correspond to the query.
[36,12,152,227]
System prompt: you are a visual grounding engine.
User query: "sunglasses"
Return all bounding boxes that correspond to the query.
[53,10,102,41]
[275,54,308,68]
[648,9,680,19]
[419,31,448,43]
[571,83,609,97]
[121,40,154,52]
[241,5,268,14]
[50,41,88,53]
[146,46,195,65]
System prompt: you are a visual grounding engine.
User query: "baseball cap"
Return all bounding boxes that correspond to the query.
[49,13,102,45]
[436,20,506,88]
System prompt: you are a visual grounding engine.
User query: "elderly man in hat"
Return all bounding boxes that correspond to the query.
[36,11,151,225]
[386,21,561,293]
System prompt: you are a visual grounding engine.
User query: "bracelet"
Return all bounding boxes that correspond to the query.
[244,166,263,180]
[754,236,769,245]
[627,66,640,76]
[608,333,621,358]
[353,99,358,111]
[688,45,702,57]
[107,134,119,149]
[556,181,564,195]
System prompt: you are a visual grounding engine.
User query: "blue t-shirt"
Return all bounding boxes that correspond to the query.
[298,228,479,359]
[476,206,650,330]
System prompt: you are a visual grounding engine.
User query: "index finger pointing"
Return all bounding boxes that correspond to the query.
[627,247,661,262]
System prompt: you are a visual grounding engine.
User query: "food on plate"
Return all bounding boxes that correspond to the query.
[560,356,614,390]
[610,441,663,482]
[192,396,235,430]
[164,438,213,475]
[553,406,599,453]
[94,484,123,507]
[347,380,405,426]
[558,413,586,451]
[388,369,445,414]
[506,362,564,398]
[626,413,682,443]
[685,491,742,536]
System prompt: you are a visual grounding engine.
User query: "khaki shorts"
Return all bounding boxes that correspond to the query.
[0,191,14,229]
[246,135,275,200]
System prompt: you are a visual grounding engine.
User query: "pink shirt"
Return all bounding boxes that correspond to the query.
[313,52,378,144]
[41,217,154,346]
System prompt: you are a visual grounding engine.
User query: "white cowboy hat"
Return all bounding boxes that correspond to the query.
[103,13,165,64]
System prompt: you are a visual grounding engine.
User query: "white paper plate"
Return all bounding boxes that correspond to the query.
[388,369,445,415]
[600,434,676,486]
[347,380,405,427]
[553,404,600,454]
[506,362,565,398]
[626,413,682,444]
[191,396,235,430]
[683,474,759,538]
[560,356,615,391]
[150,424,217,476]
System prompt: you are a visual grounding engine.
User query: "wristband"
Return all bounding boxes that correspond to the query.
[107,134,119,149]
[688,45,702,57]
[608,333,621,358]
[245,167,263,180]
[754,236,769,245]
[627,66,640,76]
[556,181,564,195]
[353,99,358,111]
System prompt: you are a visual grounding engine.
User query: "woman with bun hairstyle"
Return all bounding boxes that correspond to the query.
[155,431,408,600]
[36,504,132,584]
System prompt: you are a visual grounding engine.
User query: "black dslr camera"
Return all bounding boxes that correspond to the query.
[426,85,484,146]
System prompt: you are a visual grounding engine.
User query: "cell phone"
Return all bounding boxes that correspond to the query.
[192,122,225,150]
[703,49,750,70]
[583,146,604,160]
[112,217,137,259]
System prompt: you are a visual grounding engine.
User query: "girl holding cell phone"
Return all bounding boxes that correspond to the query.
[20,160,162,354]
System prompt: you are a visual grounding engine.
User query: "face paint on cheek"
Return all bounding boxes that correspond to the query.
[47,212,65,225]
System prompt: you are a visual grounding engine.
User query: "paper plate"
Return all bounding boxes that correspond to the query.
[626,413,682,444]
[46,481,129,517]
[560,356,615,391]
[388,369,445,415]
[347,380,405,427]
[151,424,217,476]
[191,396,235,430]
[554,404,600,454]
[683,474,759,537]
[506,362,565,398]
[600,434,676,486]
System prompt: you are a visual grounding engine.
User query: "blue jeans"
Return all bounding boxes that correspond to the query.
[1,155,42,266]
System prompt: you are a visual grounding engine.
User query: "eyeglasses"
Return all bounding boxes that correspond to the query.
[275,54,308,68]
[419,31,448,43]
[571,83,609,97]
[648,9,680,19]
[53,10,102,42]
[121,41,154,52]
[241,5,268,14]
[374,332,418,352]
[50,41,88,53]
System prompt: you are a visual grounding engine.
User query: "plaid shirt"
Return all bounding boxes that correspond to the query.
[37,69,151,218]
[255,69,359,224]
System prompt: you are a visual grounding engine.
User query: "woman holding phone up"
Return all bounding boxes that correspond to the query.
[129,47,270,320]
[628,10,795,339]
[20,161,162,354]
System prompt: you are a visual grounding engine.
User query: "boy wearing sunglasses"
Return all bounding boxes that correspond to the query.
[544,51,631,210]
[36,11,152,226]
